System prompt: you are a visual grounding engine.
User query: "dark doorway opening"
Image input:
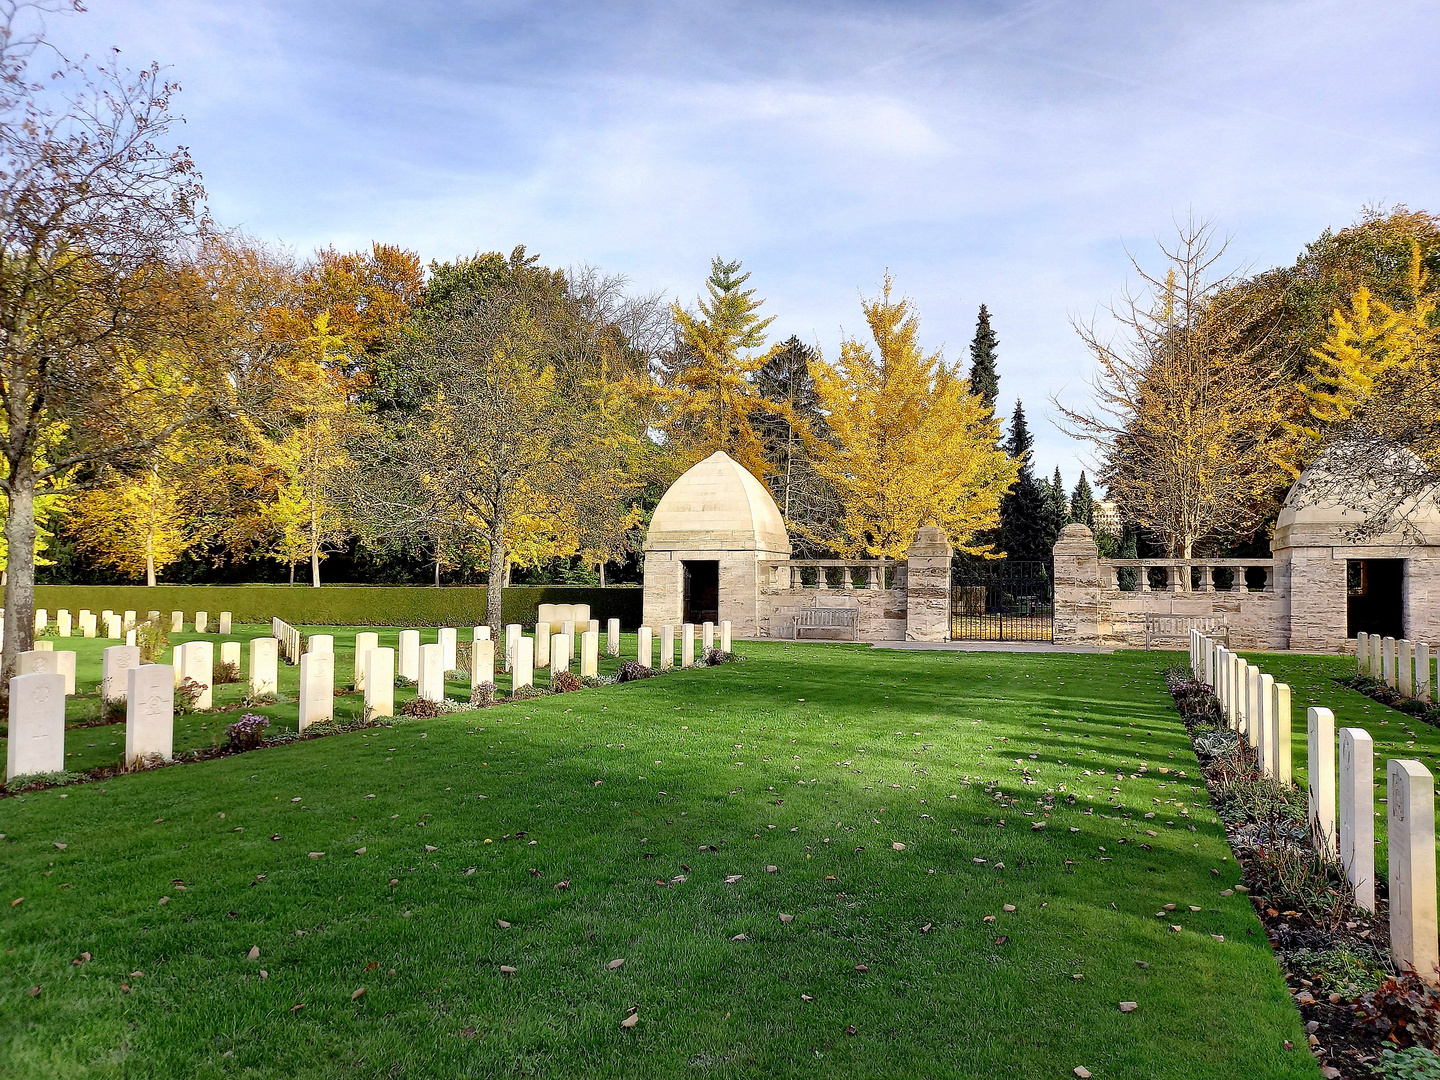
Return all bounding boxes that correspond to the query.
[1347,559,1404,639]
[683,560,719,625]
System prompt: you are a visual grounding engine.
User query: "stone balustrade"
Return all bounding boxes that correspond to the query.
[1100,558,1276,594]
[763,559,903,592]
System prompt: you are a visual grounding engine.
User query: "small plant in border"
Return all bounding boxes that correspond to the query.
[227,713,270,751]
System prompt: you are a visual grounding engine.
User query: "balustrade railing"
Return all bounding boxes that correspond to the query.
[1101,558,1275,594]
[765,559,902,592]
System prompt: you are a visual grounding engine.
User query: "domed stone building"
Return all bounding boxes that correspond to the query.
[642,451,794,638]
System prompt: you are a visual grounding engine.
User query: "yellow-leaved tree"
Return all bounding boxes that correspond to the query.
[807,275,1018,557]
[68,455,193,584]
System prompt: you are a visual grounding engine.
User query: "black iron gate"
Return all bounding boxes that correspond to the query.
[950,558,1054,642]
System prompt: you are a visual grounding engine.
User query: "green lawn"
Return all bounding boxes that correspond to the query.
[1,641,1321,1079]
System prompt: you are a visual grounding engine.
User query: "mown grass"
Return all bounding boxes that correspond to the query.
[1,642,1316,1079]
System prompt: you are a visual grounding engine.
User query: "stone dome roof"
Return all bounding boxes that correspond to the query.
[1274,447,1440,548]
[645,451,791,553]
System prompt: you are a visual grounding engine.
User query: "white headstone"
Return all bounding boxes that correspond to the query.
[1272,681,1292,786]
[505,624,522,672]
[1383,636,1397,688]
[1339,727,1375,912]
[682,623,696,668]
[636,626,653,668]
[219,611,232,635]
[537,603,557,626]
[581,629,598,678]
[607,618,620,656]
[534,622,551,669]
[298,651,334,731]
[438,627,457,672]
[703,621,714,652]
[587,619,599,639]
[1307,706,1337,857]
[18,649,58,677]
[473,625,491,642]
[57,609,71,637]
[1245,664,1261,741]
[514,636,534,690]
[1388,759,1439,984]
[1257,672,1275,777]
[221,640,241,669]
[80,613,96,638]
[551,634,569,675]
[125,628,137,647]
[122,609,136,632]
[1357,632,1370,675]
[170,610,184,632]
[105,613,122,640]
[101,645,141,703]
[33,640,51,652]
[34,608,47,632]
[1400,640,1415,697]
[721,620,732,653]
[354,632,379,691]
[418,643,445,703]
[195,610,208,635]
[472,637,495,689]
[249,637,278,698]
[182,640,214,709]
[1419,643,1433,704]
[308,634,334,655]
[365,647,395,719]
[5,672,65,780]
[125,664,174,766]
[56,650,75,696]
[1371,634,1383,681]
[398,629,421,681]
[561,621,575,662]
[660,625,674,670]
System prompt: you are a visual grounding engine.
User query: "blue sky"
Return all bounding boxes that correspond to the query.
[42,0,1440,487]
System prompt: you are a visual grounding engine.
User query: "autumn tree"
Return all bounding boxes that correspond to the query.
[807,275,1017,557]
[0,2,214,691]
[967,304,1000,412]
[1056,218,1293,557]
[754,335,838,550]
[352,248,650,634]
[659,257,775,479]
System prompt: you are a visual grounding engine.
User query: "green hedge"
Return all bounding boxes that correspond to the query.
[32,585,642,629]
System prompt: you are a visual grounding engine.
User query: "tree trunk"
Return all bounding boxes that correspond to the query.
[310,506,321,587]
[146,546,156,587]
[2,470,38,710]
[598,562,606,588]
[434,553,441,588]
[289,561,295,585]
[487,524,505,640]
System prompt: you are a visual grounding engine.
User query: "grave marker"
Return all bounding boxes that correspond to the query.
[298,651,334,731]
[57,610,71,637]
[636,627,652,668]
[1400,640,1415,697]
[249,638,279,698]
[472,637,495,689]
[682,623,696,668]
[581,630,599,678]
[506,624,522,672]
[125,664,174,766]
[398,629,421,681]
[5,672,65,780]
[551,634,569,676]
[219,611,232,635]
[418,643,445,703]
[354,632,379,691]
[721,620,732,653]
[561,621,575,662]
[1257,672,1275,776]
[34,608,46,632]
[56,651,75,695]
[514,637,534,689]
[365,648,395,719]
[1308,706,1337,857]
[1383,636,1397,688]
[1272,682,1292,786]
[1370,634,1383,681]
[195,610,208,634]
[660,625,674,670]
[607,618,620,656]
[221,641,241,669]
[1339,727,1375,912]
[1419,643,1434,704]
[308,634,334,655]
[1388,759,1439,984]
[703,621,714,652]
[1357,632,1370,675]
[535,622,551,669]
[102,645,141,703]
[438,627,457,671]
[182,640,214,709]
[18,650,58,678]
[123,610,136,632]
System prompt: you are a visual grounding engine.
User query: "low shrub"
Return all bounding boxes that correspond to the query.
[227,713,270,751]
[550,670,583,693]
[1355,976,1440,1052]
[102,696,126,723]
[1379,1046,1440,1080]
[175,677,207,714]
[615,661,655,683]
[214,660,241,685]
[703,648,736,666]
[470,682,495,707]
[135,620,169,664]
[510,684,550,701]
[401,697,443,718]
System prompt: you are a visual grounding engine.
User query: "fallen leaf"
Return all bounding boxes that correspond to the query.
[308,852,324,859]
[725,874,742,884]
[460,1026,476,1037]
[259,970,268,980]
[766,865,778,873]
[246,946,259,961]
[53,842,66,851]
[1119,1001,1138,1013]
[9,897,22,907]
[621,1011,639,1029]
[425,845,437,853]
[498,920,511,929]
[290,1003,305,1013]
[845,1024,857,1035]
[983,915,996,923]
[731,934,748,942]
[157,896,168,906]
[499,965,517,974]
[921,922,932,933]
[801,994,814,1002]
[854,964,869,973]
[28,985,41,997]
[1211,934,1225,943]
[779,913,794,923]
[354,847,366,855]
[1074,1069,1092,1079]
[994,936,1009,945]
[554,880,570,891]
[1169,925,1182,933]
[892,842,906,851]
[1003,904,1016,913]
[607,959,625,970]
[351,987,366,1001]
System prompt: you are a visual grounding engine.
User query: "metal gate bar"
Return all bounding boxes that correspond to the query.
[950,558,1054,642]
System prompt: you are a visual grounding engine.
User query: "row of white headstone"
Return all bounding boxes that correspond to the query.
[26,607,237,639]
[1357,631,1435,701]
[1191,629,1439,985]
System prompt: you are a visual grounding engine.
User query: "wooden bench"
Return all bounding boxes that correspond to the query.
[795,608,859,642]
[1144,615,1229,650]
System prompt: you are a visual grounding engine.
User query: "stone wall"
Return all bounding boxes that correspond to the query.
[758,583,907,640]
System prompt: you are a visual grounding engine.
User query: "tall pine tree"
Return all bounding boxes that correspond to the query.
[997,400,1051,560]
[967,304,1000,412]
[1070,470,1095,527]
[1045,466,1068,542]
